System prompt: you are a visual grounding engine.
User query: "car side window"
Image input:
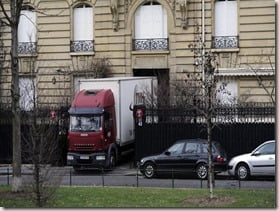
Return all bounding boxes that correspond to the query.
[201,143,216,153]
[168,142,185,155]
[184,142,200,154]
[257,143,275,155]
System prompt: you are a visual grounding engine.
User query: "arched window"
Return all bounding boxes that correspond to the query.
[18,6,37,54]
[133,2,168,51]
[213,0,238,49]
[71,4,94,52]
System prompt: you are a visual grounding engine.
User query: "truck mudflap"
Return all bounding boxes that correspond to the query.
[67,152,107,170]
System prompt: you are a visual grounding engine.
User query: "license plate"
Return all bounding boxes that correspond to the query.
[80,156,89,160]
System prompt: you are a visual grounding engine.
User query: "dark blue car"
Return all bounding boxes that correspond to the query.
[139,139,228,179]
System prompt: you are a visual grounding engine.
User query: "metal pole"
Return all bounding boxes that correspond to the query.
[7,168,9,186]
[201,0,205,83]
[172,169,174,189]
[238,179,241,189]
[136,167,139,188]
[102,168,104,187]
[70,169,72,186]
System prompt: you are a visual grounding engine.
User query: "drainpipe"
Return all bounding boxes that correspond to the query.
[201,0,205,83]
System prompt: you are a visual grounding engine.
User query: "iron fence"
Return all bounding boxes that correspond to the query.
[212,36,239,49]
[0,166,275,189]
[145,102,275,124]
[133,38,169,51]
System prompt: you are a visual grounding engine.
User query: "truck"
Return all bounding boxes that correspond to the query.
[67,77,156,171]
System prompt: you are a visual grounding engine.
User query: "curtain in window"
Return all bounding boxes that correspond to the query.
[74,7,93,41]
[216,80,238,105]
[135,4,167,39]
[18,10,36,42]
[19,78,35,111]
[215,0,237,36]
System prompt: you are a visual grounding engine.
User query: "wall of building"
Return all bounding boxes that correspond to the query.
[0,0,276,107]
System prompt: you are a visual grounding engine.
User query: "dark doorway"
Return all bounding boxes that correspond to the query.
[133,69,169,107]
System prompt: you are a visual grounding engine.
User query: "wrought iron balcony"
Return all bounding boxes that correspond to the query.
[133,38,169,51]
[70,40,94,52]
[18,42,37,54]
[212,36,239,49]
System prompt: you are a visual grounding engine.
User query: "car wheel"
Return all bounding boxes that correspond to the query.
[196,163,208,179]
[143,162,156,178]
[236,163,250,180]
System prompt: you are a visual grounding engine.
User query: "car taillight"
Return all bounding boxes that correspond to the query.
[215,155,225,163]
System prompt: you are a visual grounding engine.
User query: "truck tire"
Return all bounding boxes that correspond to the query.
[109,152,116,169]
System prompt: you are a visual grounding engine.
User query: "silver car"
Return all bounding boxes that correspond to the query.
[228,140,275,180]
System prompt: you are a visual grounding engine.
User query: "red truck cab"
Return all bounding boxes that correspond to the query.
[67,89,117,170]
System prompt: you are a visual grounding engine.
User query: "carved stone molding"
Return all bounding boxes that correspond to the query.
[179,0,189,29]
[110,0,119,31]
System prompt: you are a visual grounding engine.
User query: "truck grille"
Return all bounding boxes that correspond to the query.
[74,144,94,150]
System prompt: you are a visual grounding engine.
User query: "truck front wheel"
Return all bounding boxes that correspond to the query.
[109,152,116,169]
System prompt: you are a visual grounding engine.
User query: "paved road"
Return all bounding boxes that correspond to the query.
[0,163,275,189]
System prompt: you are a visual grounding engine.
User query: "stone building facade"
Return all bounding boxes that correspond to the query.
[0,0,276,108]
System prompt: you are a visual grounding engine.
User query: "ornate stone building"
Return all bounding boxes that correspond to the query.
[0,0,276,108]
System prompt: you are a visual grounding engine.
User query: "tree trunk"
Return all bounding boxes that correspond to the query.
[207,84,214,199]
[10,0,22,192]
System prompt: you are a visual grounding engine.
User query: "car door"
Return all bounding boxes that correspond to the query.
[155,142,185,173]
[180,142,201,173]
[249,142,275,175]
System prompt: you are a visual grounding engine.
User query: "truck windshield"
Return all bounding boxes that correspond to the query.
[70,115,102,132]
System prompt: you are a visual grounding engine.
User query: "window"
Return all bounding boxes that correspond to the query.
[71,4,94,52]
[134,2,168,50]
[184,143,200,154]
[201,143,216,154]
[257,143,275,155]
[167,142,184,155]
[213,0,238,48]
[70,115,101,132]
[19,77,35,111]
[216,79,238,105]
[18,6,37,54]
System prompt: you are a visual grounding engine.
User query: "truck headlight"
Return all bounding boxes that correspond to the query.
[96,155,106,161]
[67,155,74,160]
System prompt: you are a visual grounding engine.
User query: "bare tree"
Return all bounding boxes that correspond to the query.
[0,0,23,192]
[21,106,64,207]
[246,53,275,105]
[19,55,66,207]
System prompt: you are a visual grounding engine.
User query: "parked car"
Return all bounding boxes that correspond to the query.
[228,140,275,180]
[139,139,228,179]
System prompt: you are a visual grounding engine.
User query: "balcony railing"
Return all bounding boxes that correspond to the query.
[18,42,37,54]
[133,38,169,51]
[212,36,239,49]
[70,40,94,52]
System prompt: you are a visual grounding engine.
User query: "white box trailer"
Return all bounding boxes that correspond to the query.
[76,77,156,147]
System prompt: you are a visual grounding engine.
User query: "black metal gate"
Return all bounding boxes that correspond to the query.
[135,104,275,161]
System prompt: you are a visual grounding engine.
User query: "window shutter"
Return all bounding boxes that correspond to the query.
[135,4,167,39]
[18,10,36,42]
[74,7,93,41]
[215,1,237,36]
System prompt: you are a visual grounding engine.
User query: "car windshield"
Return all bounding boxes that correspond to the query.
[70,115,102,132]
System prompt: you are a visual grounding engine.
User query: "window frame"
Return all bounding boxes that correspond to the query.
[18,5,37,55]
[71,3,94,53]
[212,0,239,50]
